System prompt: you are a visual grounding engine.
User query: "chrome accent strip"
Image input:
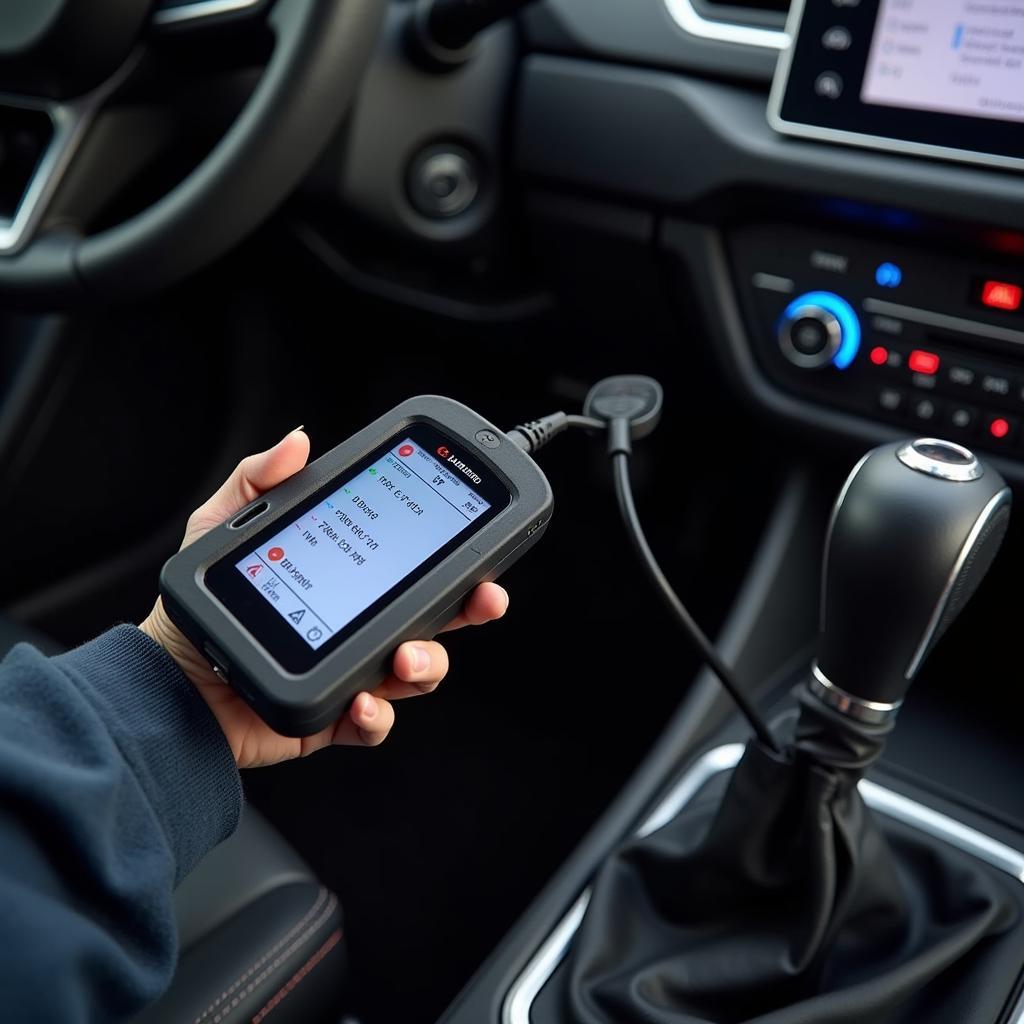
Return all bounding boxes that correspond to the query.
[0,58,134,256]
[637,742,746,838]
[752,272,795,294]
[906,487,1011,679]
[664,0,788,51]
[820,450,872,632]
[500,893,591,1024]
[767,0,1024,174]
[502,742,1024,1024]
[809,663,902,725]
[153,0,263,25]
[896,439,982,483]
[1011,985,1024,1024]
[862,298,1024,349]
[0,100,88,256]
[859,779,1024,882]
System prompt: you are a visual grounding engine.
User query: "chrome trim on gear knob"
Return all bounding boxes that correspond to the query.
[896,439,983,483]
[808,663,902,724]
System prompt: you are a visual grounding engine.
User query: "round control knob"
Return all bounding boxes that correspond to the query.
[407,143,480,219]
[777,291,861,371]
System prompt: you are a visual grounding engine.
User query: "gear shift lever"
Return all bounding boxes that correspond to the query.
[558,439,1017,1024]
[813,438,1010,720]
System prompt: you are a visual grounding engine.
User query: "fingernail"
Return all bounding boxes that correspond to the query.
[360,694,377,719]
[498,586,510,613]
[411,645,430,673]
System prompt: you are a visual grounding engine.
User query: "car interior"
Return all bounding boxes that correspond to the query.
[2,1,1024,1022]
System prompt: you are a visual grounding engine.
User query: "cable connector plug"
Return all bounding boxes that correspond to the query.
[583,375,664,456]
[506,412,604,454]
[507,413,568,453]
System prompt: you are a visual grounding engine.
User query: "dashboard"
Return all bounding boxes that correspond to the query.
[498,0,1024,476]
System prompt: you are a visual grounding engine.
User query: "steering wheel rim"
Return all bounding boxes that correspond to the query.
[0,0,385,306]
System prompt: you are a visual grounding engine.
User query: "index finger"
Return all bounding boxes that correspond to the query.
[439,582,509,633]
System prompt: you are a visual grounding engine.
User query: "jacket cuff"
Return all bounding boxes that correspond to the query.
[53,624,242,883]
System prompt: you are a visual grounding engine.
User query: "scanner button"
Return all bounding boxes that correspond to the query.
[475,429,501,449]
[815,72,844,100]
[822,27,852,51]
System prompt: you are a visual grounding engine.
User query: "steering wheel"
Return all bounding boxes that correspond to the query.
[0,0,385,306]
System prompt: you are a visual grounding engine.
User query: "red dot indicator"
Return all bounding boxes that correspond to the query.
[989,418,1010,440]
[908,349,940,375]
[398,444,415,457]
[267,547,284,562]
[869,346,889,366]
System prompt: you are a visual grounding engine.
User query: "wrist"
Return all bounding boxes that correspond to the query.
[140,599,210,689]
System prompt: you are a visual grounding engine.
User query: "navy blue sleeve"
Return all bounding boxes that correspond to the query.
[0,625,243,1023]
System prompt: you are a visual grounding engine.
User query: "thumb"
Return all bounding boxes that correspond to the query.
[183,428,311,547]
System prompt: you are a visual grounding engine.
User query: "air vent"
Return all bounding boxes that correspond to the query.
[667,0,790,48]
[699,0,789,13]
[693,0,789,29]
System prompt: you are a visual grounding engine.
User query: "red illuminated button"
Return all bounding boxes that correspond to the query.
[869,346,889,366]
[908,349,940,375]
[981,280,1023,312]
[987,416,1016,442]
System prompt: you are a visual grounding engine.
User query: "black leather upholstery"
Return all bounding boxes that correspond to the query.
[0,617,347,1024]
[137,808,347,1024]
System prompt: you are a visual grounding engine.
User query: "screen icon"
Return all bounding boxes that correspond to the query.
[307,626,323,642]
[246,564,262,578]
[289,609,305,625]
[398,444,415,457]
[268,547,284,562]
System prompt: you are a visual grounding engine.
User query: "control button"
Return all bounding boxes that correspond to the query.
[911,373,937,391]
[822,26,852,51]
[869,345,889,366]
[778,309,840,368]
[777,291,861,370]
[407,144,481,219]
[946,405,978,434]
[475,429,501,449]
[814,72,844,100]
[874,263,903,289]
[947,365,976,388]
[832,0,861,6]
[908,349,940,375]
[981,373,1011,397]
[911,397,939,423]
[986,415,1016,442]
[980,280,1023,312]
[877,387,905,414]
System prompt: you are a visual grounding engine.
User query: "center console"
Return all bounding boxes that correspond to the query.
[730,224,1024,454]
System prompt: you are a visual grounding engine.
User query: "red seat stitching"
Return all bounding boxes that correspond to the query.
[249,928,343,1024]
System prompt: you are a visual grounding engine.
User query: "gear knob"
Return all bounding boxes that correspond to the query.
[812,438,1010,721]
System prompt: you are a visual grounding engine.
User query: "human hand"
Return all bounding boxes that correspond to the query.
[141,429,509,768]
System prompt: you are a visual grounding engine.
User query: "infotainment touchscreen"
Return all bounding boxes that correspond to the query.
[769,0,1024,172]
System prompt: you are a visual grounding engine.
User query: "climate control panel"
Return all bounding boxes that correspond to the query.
[730,224,1024,457]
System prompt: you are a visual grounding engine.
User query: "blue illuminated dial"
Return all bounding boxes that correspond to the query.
[779,291,862,371]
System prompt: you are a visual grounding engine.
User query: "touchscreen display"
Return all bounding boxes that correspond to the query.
[233,438,491,650]
[862,0,1024,124]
